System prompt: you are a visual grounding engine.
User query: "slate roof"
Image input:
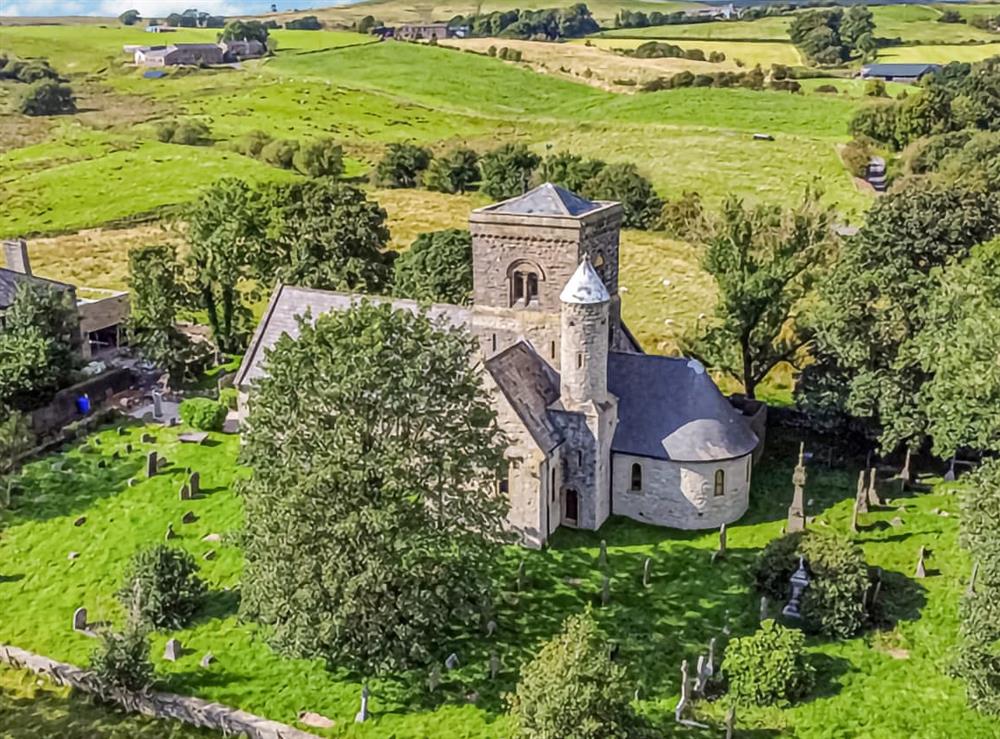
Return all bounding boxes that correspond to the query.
[607,352,758,462]
[560,258,610,305]
[485,341,563,452]
[861,63,940,78]
[0,269,74,309]
[235,284,471,388]
[488,183,602,217]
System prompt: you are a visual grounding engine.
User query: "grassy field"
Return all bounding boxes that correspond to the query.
[878,41,1000,63]
[579,36,803,68]
[871,3,997,43]
[600,15,792,41]
[0,419,992,737]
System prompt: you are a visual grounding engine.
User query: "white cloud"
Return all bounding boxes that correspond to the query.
[93,0,258,17]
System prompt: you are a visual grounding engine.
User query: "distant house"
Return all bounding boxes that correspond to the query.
[396,22,452,41]
[219,39,266,60]
[860,63,941,83]
[132,41,264,67]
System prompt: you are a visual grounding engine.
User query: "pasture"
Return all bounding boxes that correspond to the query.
[579,36,803,68]
[878,41,1000,64]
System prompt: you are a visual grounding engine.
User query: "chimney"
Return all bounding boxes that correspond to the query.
[3,239,31,276]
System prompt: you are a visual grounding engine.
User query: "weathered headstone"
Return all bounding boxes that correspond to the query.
[489,652,500,680]
[787,443,807,533]
[485,619,497,637]
[598,539,607,569]
[718,522,727,556]
[203,550,216,561]
[674,659,691,723]
[516,559,526,592]
[178,484,190,501]
[725,706,736,739]
[899,449,912,484]
[601,574,610,607]
[189,471,200,498]
[967,561,980,597]
[72,607,87,632]
[915,546,927,579]
[73,516,86,527]
[152,390,163,419]
[141,433,154,444]
[759,595,768,622]
[164,638,181,661]
[165,522,177,541]
[145,451,158,478]
[642,557,652,588]
[944,457,957,482]
[428,664,441,692]
[182,510,197,524]
[355,684,370,723]
[445,652,460,670]
[867,468,882,508]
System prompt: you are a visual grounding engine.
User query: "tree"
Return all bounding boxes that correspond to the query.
[840,5,875,52]
[582,163,662,230]
[0,282,79,411]
[537,151,605,193]
[423,148,480,194]
[372,143,432,188]
[219,19,269,43]
[260,139,299,169]
[292,138,344,178]
[938,9,965,24]
[17,80,75,116]
[261,180,394,293]
[804,179,1000,450]
[239,302,507,674]
[393,229,472,304]
[682,191,836,399]
[479,143,541,200]
[506,608,649,738]
[187,178,269,353]
[127,244,191,381]
[119,9,141,25]
[118,545,207,630]
[722,620,815,706]
[0,410,33,509]
[357,15,378,33]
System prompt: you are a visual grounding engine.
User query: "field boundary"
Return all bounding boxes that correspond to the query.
[0,644,320,739]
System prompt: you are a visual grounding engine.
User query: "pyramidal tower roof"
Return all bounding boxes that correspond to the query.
[491,183,600,217]
[560,258,610,305]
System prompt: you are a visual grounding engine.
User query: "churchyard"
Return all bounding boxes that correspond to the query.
[0,417,991,737]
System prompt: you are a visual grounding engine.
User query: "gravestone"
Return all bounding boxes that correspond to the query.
[355,685,373,722]
[157,456,168,470]
[601,574,610,607]
[867,468,882,507]
[598,539,607,569]
[759,595,768,622]
[899,449,912,484]
[915,546,927,579]
[189,471,200,497]
[674,659,691,723]
[889,516,903,528]
[486,619,497,637]
[72,607,87,632]
[967,561,979,597]
[117,426,126,436]
[141,433,154,444]
[202,533,221,542]
[445,653,460,670]
[182,510,197,524]
[146,451,157,478]
[428,664,441,692]
[516,559,526,592]
[642,557,652,588]
[165,522,176,541]
[694,655,707,696]
[179,484,190,501]
[125,443,133,454]
[203,550,216,561]
[725,706,736,739]
[718,523,727,556]
[67,551,79,560]
[944,457,957,482]
[489,652,500,680]
[787,443,807,533]
[850,495,860,533]
[164,638,181,661]
[73,516,86,527]
[152,390,163,419]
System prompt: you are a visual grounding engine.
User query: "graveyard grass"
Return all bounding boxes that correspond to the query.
[0,421,991,737]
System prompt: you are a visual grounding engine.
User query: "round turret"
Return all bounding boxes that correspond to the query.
[560,258,610,406]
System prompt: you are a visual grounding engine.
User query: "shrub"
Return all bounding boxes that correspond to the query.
[753,531,872,639]
[393,229,473,304]
[864,79,887,97]
[17,80,75,116]
[770,79,802,93]
[841,137,874,177]
[218,386,238,410]
[153,120,177,143]
[487,45,497,57]
[90,623,155,695]
[118,545,207,629]
[771,63,789,80]
[658,190,703,239]
[260,139,300,169]
[424,147,479,193]
[293,138,344,177]
[171,120,210,146]
[814,84,839,94]
[709,50,726,63]
[722,620,815,706]
[479,143,541,200]
[583,163,662,230]
[683,48,706,61]
[506,608,648,737]
[372,142,432,188]
[179,397,227,431]
[234,129,273,158]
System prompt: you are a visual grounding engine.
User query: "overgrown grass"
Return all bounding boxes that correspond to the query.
[0,420,992,737]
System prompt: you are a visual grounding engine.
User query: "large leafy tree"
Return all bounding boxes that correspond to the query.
[506,608,649,738]
[803,179,1000,450]
[127,244,191,381]
[0,282,79,411]
[393,229,472,304]
[239,302,507,674]
[219,19,269,43]
[261,180,394,293]
[682,192,836,400]
[538,152,605,193]
[187,178,269,353]
[479,143,541,200]
[583,163,662,230]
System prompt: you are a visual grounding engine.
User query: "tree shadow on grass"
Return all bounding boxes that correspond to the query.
[192,588,241,626]
[804,652,853,702]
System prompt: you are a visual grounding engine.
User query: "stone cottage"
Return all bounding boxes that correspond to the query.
[236,184,760,547]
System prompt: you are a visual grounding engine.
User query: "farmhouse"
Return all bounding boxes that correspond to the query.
[1,239,129,359]
[396,22,460,41]
[129,41,265,67]
[860,62,941,83]
[236,185,760,548]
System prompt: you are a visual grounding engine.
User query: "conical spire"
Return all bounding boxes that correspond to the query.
[560,256,610,305]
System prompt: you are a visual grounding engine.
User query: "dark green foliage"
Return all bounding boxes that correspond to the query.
[179,398,227,431]
[938,9,965,24]
[642,67,778,93]
[629,41,686,59]
[127,244,192,381]
[90,624,155,695]
[17,80,75,116]
[479,143,541,200]
[708,50,726,63]
[903,130,975,175]
[356,15,378,33]
[239,302,507,674]
[285,15,322,30]
[260,139,299,170]
[754,531,872,639]
[615,8,693,28]
[864,79,887,97]
[657,190,702,238]
[218,386,238,410]
[0,56,60,84]
[537,151,604,193]
[154,120,211,146]
[219,20,269,43]
[463,3,598,40]
[292,138,344,178]
[506,608,649,738]
[260,180,393,292]
[0,410,34,509]
[423,147,479,193]
[233,129,273,158]
[0,282,79,412]
[119,9,141,25]
[582,163,661,230]
[722,620,815,706]
[841,136,875,177]
[372,143,432,188]
[956,459,1000,715]
[118,545,207,630]
[788,6,871,66]
[393,229,472,304]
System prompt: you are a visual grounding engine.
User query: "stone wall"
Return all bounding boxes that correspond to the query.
[30,368,134,436]
[0,644,320,739]
[611,453,751,529]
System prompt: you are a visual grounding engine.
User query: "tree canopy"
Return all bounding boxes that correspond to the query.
[479,143,541,200]
[393,229,473,304]
[424,148,479,194]
[127,244,192,381]
[372,143,432,188]
[582,162,662,230]
[219,19,269,43]
[239,302,507,674]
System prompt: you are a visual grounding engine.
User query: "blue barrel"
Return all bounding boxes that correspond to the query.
[76,394,91,415]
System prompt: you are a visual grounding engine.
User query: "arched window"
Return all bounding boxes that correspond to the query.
[630,462,642,492]
[507,260,545,307]
[714,469,725,496]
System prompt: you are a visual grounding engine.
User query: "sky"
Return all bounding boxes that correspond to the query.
[0,0,330,18]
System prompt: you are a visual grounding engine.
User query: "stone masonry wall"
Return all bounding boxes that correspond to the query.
[560,301,608,406]
[612,453,751,529]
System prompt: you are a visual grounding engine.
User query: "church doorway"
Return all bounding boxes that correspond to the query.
[563,489,579,526]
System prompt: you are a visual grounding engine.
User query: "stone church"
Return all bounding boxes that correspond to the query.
[236,184,761,548]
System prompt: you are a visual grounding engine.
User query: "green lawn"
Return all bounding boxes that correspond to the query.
[0,420,993,737]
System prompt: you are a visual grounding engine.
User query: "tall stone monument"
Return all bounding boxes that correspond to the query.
[786,443,807,533]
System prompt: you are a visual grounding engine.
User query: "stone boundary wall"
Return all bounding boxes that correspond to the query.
[30,368,134,436]
[0,644,320,739]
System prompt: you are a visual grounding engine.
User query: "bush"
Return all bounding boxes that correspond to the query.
[722,620,815,706]
[864,79,887,97]
[814,84,839,94]
[506,608,648,737]
[293,138,344,177]
[90,624,155,695]
[479,143,541,201]
[234,129,273,158]
[583,163,662,230]
[17,80,75,116]
[153,120,177,143]
[683,48,706,61]
[260,139,300,170]
[841,137,874,177]
[753,531,872,639]
[172,120,210,146]
[118,545,207,629]
[708,50,726,63]
[658,190,703,239]
[770,79,801,93]
[179,397,227,431]
[424,147,479,193]
[393,229,473,304]
[218,387,238,410]
[372,142,432,188]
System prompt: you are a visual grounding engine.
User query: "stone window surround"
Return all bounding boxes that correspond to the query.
[506,258,545,308]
